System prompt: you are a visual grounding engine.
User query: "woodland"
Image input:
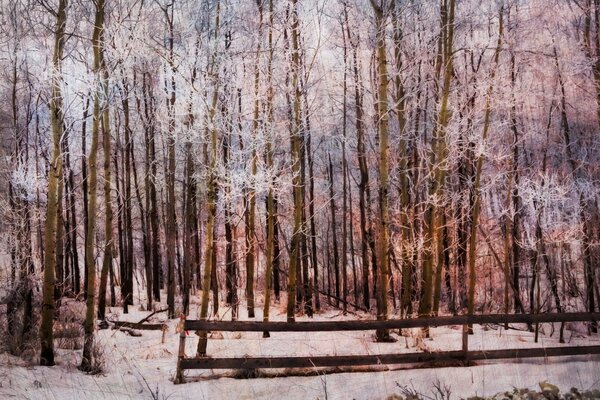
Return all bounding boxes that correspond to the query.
[0,0,599,376]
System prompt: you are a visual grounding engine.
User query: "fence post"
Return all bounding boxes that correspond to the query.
[175,316,187,384]
[462,323,469,363]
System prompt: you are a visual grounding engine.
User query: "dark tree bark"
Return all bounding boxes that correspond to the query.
[40,0,68,367]
[80,0,104,372]
[328,154,341,308]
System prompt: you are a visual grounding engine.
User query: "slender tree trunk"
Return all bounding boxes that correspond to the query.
[182,143,195,315]
[97,91,113,321]
[162,3,178,320]
[224,130,237,319]
[508,33,525,315]
[300,76,314,317]
[143,71,161,303]
[64,132,79,296]
[114,124,126,312]
[7,46,21,349]
[348,163,359,308]
[80,0,104,372]
[244,1,264,320]
[40,0,68,367]
[263,0,276,335]
[182,43,199,316]
[328,154,341,308]
[420,0,456,321]
[504,155,514,323]
[273,196,281,301]
[371,0,391,342]
[55,164,65,303]
[326,220,332,304]
[391,1,412,318]
[287,0,302,322]
[132,70,152,311]
[224,86,238,319]
[196,0,221,356]
[307,122,319,312]
[350,23,371,310]
[123,79,134,310]
[78,97,91,298]
[341,9,350,315]
[432,207,446,316]
[467,7,502,333]
[553,41,597,332]
[211,221,218,316]
[81,98,90,300]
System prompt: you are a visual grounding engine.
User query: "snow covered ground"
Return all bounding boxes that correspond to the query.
[1,294,599,399]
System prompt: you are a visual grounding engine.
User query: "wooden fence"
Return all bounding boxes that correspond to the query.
[174,312,600,383]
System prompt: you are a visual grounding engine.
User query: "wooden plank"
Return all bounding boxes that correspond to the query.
[179,345,600,370]
[184,312,600,332]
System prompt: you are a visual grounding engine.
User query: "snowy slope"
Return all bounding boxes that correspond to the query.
[1,296,599,399]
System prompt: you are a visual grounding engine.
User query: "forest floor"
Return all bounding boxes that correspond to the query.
[1,293,599,399]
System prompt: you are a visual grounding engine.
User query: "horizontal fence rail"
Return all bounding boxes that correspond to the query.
[175,312,600,383]
[180,345,600,370]
[184,312,600,332]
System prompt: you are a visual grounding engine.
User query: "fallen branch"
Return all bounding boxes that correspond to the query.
[110,320,167,331]
[112,326,142,337]
[137,308,168,325]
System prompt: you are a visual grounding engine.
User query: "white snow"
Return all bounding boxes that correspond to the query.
[1,294,599,399]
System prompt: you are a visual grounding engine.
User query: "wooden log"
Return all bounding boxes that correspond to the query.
[111,321,167,330]
[179,345,600,370]
[184,312,600,332]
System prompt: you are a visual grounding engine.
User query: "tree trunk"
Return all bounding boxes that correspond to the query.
[114,124,126,312]
[55,160,65,303]
[196,0,221,356]
[263,0,276,335]
[287,0,302,323]
[306,118,319,313]
[371,0,391,342]
[273,196,282,301]
[420,0,456,322]
[80,0,104,372]
[348,162,359,308]
[143,71,162,303]
[467,7,502,333]
[350,20,371,310]
[40,0,68,367]
[97,88,113,321]
[341,9,350,315]
[326,155,340,310]
[182,42,200,316]
[224,85,238,319]
[391,1,412,318]
[300,74,314,317]
[553,41,597,332]
[63,130,79,296]
[163,3,178,320]
[245,0,264,320]
[122,79,134,310]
